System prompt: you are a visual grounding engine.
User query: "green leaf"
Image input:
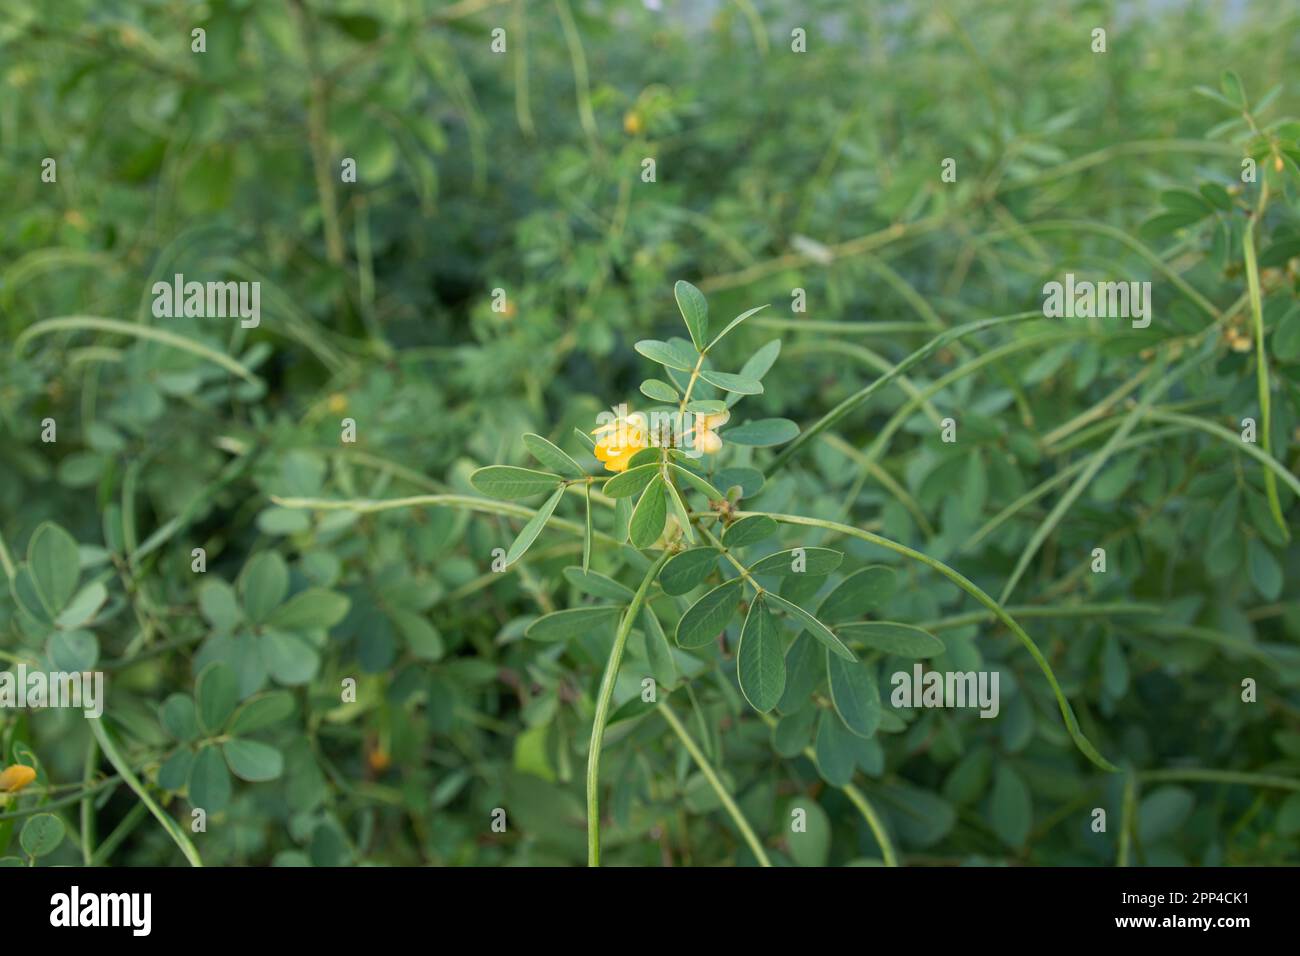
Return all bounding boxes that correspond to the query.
[640,378,680,402]
[1275,793,1300,837]
[614,496,633,542]
[706,304,768,351]
[674,280,709,351]
[1273,306,1300,361]
[228,691,296,735]
[739,339,781,380]
[773,707,817,757]
[827,652,881,737]
[469,465,563,500]
[818,566,896,624]
[837,621,944,658]
[663,477,695,545]
[1199,182,1234,212]
[1160,188,1212,217]
[659,547,719,595]
[12,566,54,625]
[814,709,857,786]
[737,597,785,712]
[522,433,584,479]
[990,764,1032,847]
[785,797,830,866]
[266,588,351,631]
[158,749,194,792]
[765,591,856,661]
[196,661,238,733]
[46,628,99,672]
[641,606,677,690]
[188,745,233,813]
[629,475,668,549]
[20,813,65,858]
[634,338,697,372]
[1220,69,1246,107]
[27,521,81,615]
[778,633,825,711]
[222,739,284,782]
[160,693,200,741]
[525,606,623,642]
[722,514,778,548]
[684,399,727,414]
[392,609,444,661]
[699,369,762,394]
[199,580,242,631]
[262,630,320,685]
[563,567,635,601]
[669,463,724,500]
[714,466,764,497]
[55,581,107,629]
[505,486,564,565]
[1247,537,1283,600]
[1139,786,1194,844]
[240,552,289,623]
[747,547,843,577]
[602,463,659,498]
[675,578,742,648]
[725,418,799,447]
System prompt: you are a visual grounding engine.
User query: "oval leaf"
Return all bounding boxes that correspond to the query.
[737,597,785,712]
[469,465,562,500]
[675,578,742,648]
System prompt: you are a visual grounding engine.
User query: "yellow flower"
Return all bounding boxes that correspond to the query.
[0,764,37,794]
[691,408,730,455]
[624,111,644,136]
[592,411,650,472]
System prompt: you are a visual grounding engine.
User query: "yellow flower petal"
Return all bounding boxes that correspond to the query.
[0,764,37,794]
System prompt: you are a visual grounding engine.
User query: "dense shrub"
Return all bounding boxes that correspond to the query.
[1,0,1298,866]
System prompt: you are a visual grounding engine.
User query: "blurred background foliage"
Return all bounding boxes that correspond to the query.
[1,0,1299,866]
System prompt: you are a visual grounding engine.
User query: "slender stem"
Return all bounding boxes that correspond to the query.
[1138,769,1300,792]
[81,737,98,865]
[90,721,203,867]
[657,699,772,867]
[0,527,15,582]
[1242,219,1289,540]
[917,602,1162,632]
[1117,772,1137,867]
[767,312,1042,475]
[841,782,899,866]
[587,551,671,866]
[272,493,622,546]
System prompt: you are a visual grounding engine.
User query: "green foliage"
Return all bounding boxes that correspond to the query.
[1,0,1298,869]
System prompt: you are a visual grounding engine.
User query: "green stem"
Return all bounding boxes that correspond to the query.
[1138,768,1300,791]
[657,699,772,866]
[587,550,671,866]
[1118,772,1137,867]
[918,602,1162,632]
[767,311,1043,475]
[841,782,899,866]
[1241,221,1290,540]
[90,721,203,867]
[80,737,98,865]
[272,493,622,547]
[751,511,1117,772]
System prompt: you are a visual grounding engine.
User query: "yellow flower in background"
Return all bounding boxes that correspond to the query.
[592,410,650,472]
[692,408,730,455]
[0,764,37,794]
